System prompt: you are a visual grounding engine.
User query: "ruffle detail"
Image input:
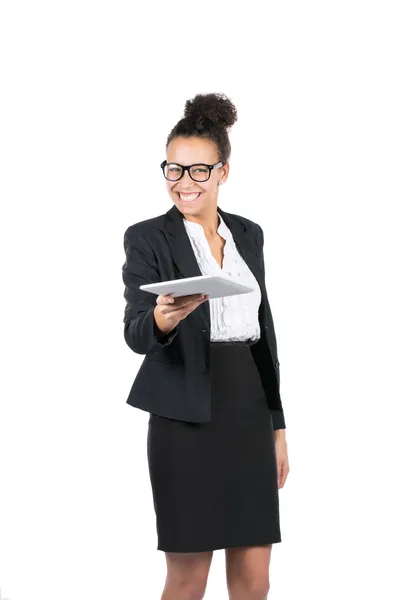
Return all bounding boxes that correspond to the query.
[183,216,261,342]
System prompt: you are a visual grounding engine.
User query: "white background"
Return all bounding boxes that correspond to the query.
[1,1,399,599]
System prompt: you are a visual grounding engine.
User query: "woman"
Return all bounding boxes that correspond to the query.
[122,93,290,600]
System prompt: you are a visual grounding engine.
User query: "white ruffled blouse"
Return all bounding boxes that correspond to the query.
[183,213,261,342]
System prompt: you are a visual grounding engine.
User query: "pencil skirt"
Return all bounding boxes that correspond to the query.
[146,340,281,553]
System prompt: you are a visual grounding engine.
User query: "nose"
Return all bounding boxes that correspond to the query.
[181,170,195,184]
[177,170,198,189]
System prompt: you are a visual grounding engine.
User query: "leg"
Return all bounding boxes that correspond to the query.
[161,550,214,600]
[225,545,273,600]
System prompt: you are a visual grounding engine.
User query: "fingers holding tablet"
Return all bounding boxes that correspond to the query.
[154,293,209,335]
[157,293,209,309]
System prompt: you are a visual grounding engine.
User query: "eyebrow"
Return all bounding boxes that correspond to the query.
[166,161,212,165]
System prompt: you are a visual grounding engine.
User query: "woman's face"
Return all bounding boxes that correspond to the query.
[165,136,229,218]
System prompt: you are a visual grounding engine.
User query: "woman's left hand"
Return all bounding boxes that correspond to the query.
[274,433,290,489]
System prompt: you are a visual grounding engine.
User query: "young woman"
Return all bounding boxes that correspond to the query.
[122,93,290,600]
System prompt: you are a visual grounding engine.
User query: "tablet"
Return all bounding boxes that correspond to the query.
[140,274,255,299]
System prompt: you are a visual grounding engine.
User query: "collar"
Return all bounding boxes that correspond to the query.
[183,212,231,240]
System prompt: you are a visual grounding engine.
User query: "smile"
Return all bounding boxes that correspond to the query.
[177,192,202,202]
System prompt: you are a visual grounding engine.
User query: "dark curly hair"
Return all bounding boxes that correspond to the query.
[166,93,238,163]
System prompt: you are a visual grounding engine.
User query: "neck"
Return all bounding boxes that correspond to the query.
[184,208,220,238]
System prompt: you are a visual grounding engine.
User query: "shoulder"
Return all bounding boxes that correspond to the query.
[222,210,263,239]
[123,213,166,244]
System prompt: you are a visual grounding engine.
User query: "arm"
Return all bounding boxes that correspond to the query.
[257,224,286,432]
[122,227,180,355]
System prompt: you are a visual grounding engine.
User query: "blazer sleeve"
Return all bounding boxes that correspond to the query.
[257,224,286,430]
[122,226,180,355]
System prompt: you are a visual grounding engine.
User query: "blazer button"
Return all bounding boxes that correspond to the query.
[275,360,280,368]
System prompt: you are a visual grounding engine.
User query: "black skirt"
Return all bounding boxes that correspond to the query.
[147,340,281,553]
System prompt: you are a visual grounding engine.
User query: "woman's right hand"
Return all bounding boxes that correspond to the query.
[153,293,209,336]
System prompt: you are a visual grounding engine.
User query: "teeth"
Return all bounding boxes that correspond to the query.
[179,193,200,201]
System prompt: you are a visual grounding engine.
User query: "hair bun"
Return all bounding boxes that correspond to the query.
[183,93,237,131]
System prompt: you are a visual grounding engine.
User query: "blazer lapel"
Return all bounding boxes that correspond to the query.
[164,204,204,280]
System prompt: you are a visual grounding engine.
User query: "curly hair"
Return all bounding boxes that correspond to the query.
[166,93,238,163]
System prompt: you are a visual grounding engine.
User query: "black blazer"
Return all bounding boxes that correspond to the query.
[122,204,286,430]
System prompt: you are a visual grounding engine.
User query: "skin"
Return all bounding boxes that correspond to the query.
[154,135,290,600]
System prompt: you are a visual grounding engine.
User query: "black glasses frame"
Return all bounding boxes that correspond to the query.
[160,160,225,182]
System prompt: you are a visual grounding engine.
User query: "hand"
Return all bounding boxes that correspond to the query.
[274,433,290,489]
[154,293,209,335]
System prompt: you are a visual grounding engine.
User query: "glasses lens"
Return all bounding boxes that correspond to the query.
[164,163,182,180]
[189,165,210,182]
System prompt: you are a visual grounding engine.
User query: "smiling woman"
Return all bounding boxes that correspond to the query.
[122,92,289,600]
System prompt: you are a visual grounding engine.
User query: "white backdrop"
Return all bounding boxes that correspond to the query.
[1,1,399,599]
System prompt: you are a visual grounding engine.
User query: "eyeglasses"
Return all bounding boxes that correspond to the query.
[160,160,225,182]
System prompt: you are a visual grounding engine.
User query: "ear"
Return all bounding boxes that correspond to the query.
[219,161,230,184]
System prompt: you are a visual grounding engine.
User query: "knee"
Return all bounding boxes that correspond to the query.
[229,578,270,600]
[251,579,270,599]
[252,581,269,600]
[181,580,207,600]
[164,576,208,600]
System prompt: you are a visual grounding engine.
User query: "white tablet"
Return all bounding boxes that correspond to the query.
[140,274,254,299]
